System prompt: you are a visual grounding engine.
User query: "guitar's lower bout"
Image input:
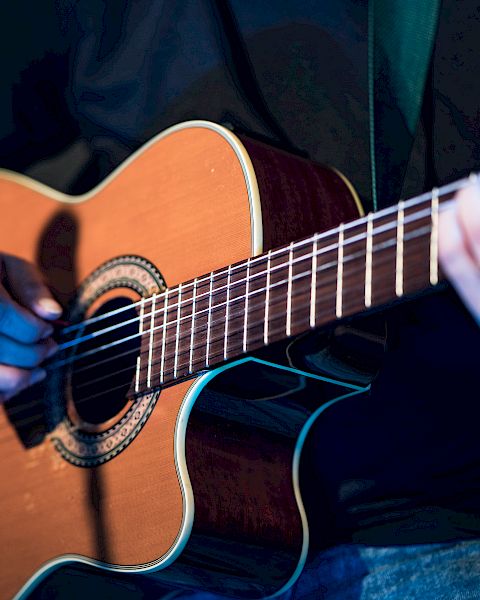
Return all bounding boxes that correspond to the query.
[20,358,364,600]
[164,358,364,598]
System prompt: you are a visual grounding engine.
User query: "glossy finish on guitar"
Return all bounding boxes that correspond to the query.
[0,121,360,599]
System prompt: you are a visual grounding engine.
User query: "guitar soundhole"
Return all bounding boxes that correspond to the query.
[70,297,140,425]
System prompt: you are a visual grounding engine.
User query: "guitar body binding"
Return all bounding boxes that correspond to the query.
[0,121,366,599]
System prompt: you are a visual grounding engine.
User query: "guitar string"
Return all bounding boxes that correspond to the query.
[48,220,434,381]
[3,178,476,429]
[7,227,432,426]
[8,229,434,425]
[53,201,445,361]
[7,231,432,426]
[10,249,377,422]
[58,175,471,336]
[51,215,437,375]
[56,203,434,350]
[116,224,435,385]
[58,183,458,337]
[72,227,432,394]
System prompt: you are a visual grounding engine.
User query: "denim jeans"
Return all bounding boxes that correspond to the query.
[166,540,480,600]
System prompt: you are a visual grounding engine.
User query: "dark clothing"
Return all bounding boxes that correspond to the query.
[1,0,480,551]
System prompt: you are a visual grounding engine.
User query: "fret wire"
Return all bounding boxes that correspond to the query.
[56,222,434,378]
[54,229,431,409]
[224,265,232,361]
[143,204,437,327]
[106,273,345,387]
[396,201,405,297]
[243,258,251,352]
[264,250,271,344]
[64,215,437,370]
[79,234,408,395]
[160,223,433,368]
[56,206,444,374]
[135,297,145,393]
[147,293,156,388]
[160,289,169,384]
[205,271,214,367]
[59,201,450,355]
[365,213,373,307]
[158,230,433,379]
[165,234,432,378]
[60,214,437,371]
[173,284,182,379]
[61,175,472,339]
[430,189,439,286]
[310,235,318,327]
[102,273,340,390]
[336,224,344,318]
[188,278,197,374]
[286,242,294,336]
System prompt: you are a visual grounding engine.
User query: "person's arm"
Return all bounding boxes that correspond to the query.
[439,182,480,324]
[0,254,61,402]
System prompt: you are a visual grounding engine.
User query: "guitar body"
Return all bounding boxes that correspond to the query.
[0,121,363,599]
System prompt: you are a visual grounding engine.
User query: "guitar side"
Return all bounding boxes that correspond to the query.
[0,121,361,599]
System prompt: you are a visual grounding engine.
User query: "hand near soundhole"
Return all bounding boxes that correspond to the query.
[439,181,480,325]
[0,254,61,402]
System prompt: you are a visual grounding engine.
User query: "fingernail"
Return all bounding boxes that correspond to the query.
[36,298,62,318]
[31,368,47,385]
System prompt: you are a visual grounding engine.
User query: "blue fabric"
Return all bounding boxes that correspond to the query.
[168,541,480,600]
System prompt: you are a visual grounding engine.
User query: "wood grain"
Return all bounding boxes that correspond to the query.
[0,122,360,599]
[0,124,255,599]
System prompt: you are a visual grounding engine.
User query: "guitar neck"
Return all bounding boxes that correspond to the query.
[134,176,469,393]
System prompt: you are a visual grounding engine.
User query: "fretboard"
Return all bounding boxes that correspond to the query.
[133,176,470,393]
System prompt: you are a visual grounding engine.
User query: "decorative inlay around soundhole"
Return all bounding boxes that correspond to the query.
[51,255,166,467]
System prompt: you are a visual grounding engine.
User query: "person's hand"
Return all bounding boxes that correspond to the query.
[439,180,480,324]
[0,254,62,402]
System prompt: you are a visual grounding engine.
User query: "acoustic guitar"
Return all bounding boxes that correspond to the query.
[0,121,466,599]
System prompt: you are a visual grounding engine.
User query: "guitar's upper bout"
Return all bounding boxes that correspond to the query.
[237,134,363,251]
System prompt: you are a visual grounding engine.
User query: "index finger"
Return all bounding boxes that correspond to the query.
[0,287,53,343]
[2,255,62,320]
